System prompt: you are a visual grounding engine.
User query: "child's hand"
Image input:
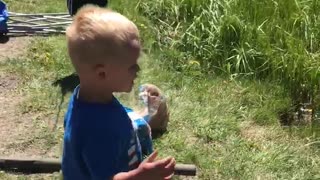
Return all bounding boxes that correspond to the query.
[136,150,176,180]
[138,84,169,133]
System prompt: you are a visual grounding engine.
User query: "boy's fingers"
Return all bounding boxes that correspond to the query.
[164,173,174,180]
[144,150,158,163]
[161,158,175,177]
[165,157,176,169]
[154,157,173,168]
[151,157,175,178]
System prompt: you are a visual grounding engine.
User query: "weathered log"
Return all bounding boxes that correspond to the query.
[0,158,60,173]
[0,158,197,176]
[174,164,197,176]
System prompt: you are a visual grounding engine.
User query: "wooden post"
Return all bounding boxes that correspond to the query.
[0,158,197,176]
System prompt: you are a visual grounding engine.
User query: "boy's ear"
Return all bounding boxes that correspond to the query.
[94,64,108,79]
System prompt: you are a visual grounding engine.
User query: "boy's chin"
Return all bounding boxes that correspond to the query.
[113,81,135,93]
[125,86,134,93]
[126,81,135,92]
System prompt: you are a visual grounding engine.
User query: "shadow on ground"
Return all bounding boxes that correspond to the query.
[51,73,79,130]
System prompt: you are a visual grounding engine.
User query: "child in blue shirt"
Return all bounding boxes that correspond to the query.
[62,5,175,180]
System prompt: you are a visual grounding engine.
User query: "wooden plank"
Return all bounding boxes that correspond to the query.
[5,11,71,36]
[7,30,66,34]
[22,16,71,22]
[25,17,57,23]
[7,26,65,32]
[8,24,62,28]
[7,28,66,34]
[8,18,40,25]
[0,158,197,176]
[8,12,69,16]
[7,22,70,28]
[30,21,71,27]
[43,16,72,21]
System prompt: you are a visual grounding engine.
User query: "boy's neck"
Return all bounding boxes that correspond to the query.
[78,85,113,104]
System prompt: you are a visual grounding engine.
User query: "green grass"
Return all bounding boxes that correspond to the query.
[1,0,320,179]
[4,0,66,13]
[138,0,320,108]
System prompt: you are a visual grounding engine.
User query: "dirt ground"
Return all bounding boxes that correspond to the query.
[0,36,30,61]
[0,36,33,157]
[0,36,61,179]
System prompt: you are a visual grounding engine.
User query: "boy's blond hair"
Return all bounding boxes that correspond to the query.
[66,5,140,70]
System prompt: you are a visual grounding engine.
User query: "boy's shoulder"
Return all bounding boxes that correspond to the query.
[68,86,123,111]
[64,86,131,129]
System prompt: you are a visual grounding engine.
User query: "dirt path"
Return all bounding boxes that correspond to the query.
[0,37,31,157]
[0,36,37,157]
[0,36,30,61]
[0,72,23,156]
[0,36,61,179]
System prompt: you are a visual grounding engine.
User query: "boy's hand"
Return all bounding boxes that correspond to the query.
[136,150,176,180]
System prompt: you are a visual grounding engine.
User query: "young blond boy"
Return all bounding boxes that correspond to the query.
[62,5,175,180]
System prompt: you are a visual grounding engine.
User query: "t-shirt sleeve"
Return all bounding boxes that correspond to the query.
[81,130,127,180]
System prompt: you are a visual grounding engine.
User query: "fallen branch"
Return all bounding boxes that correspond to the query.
[0,158,197,176]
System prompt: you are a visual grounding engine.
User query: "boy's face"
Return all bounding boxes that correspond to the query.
[104,43,141,93]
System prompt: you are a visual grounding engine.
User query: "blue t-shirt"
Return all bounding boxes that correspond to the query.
[62,86,151,180]
[125,108,153,157]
